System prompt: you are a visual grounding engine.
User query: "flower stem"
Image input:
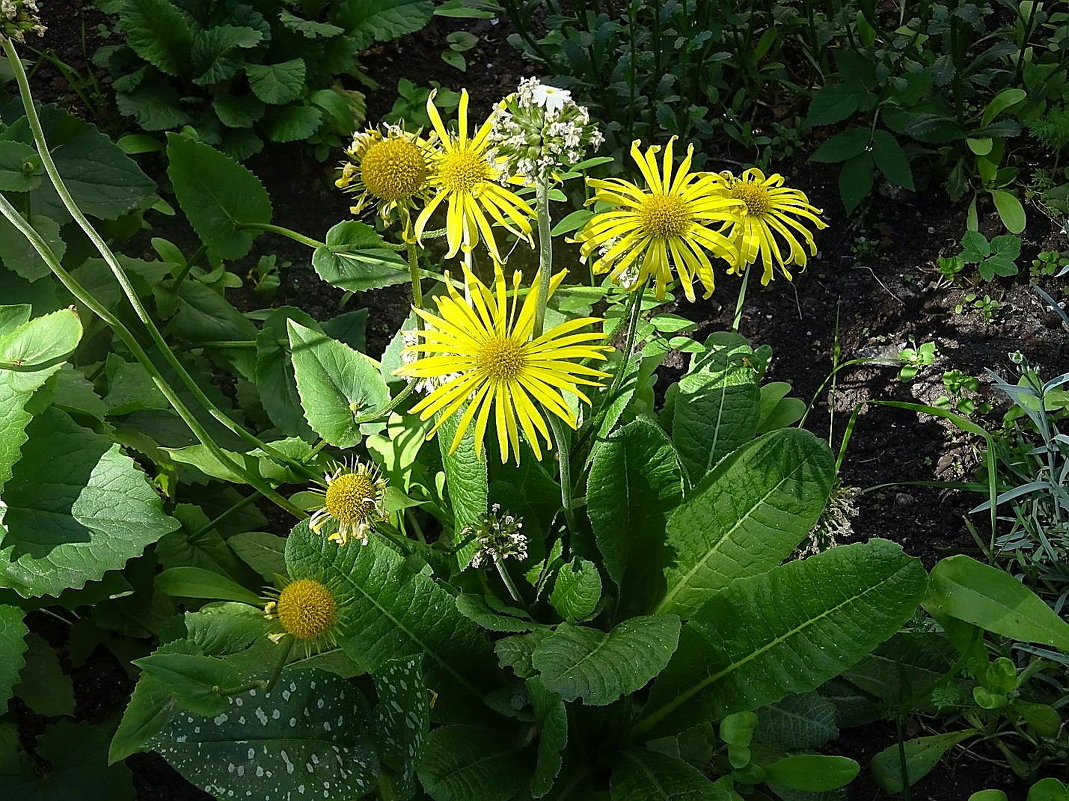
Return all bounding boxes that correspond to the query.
[532,178,554,337]
[607,288,645,399]
[548,415,580,534]
[1,37,317,485]
[731,263,751,332]
[0,194,304,518]
[237,222,324,250]
[494,557,523,604]
[407,240,423,310]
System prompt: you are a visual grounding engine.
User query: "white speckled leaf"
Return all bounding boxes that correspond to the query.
[373,656,428,800]
[150,669,378,801]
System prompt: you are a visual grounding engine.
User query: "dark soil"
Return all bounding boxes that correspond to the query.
[18,3,1069,800]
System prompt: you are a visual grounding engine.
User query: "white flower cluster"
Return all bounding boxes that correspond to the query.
[465,503,527,569]
[488,77,604,185]
[1,0,45,42]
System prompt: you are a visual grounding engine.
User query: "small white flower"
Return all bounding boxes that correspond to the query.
[464,504,527,569]
[531,84,572,113]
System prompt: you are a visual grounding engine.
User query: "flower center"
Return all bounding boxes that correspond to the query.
[325,473,378,524]
[438,149,492,194]
[276,579,336,640]
[638,193,691,238]
[478,336,527,382]
[730,181,772,216]
[360,138,427,202]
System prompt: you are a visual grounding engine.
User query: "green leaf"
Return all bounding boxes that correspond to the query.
[839,153,874,214]
[990,189,1026,234]
[0,721,134,799]
[311,220,409,293]
[806,84,864,127]
[255,307,317,439]
[871,129,915,191]
[229,531,287,581]
[151,670,378,801]
[436,411,488,563]
[213,94,266,128]
[809,128,870,163]
[671,334,762,483]
[981,87,1027,126]
[637,540,927,738]
[656,428,836,618]
[531,614,681,705]
[527,678,568,798]
[287,319,390,447]
[373,656,428,800]
[14,633,75,717]
[0,604,28,710]
[0,308,82,493]
[610,749,722,800]
[960,230,990,262]
[549,557,602,622]
[587,418,684,608]
[246,59,307,105]
[285,521,495,697]
[110,662,180,764]
[755,692,839,750]
[264,105,323,142]
[0,140,41,191]
[456,593,535,633]
[155,566,263,605]
[870,730,975,794]
[191,25,262,85]
[115,77,192,131]
[134,652,239,716]
[165,133,272,264]
[279,9,344,38]
[416,725,527,801]
[118,0,193,76]
[1029,779,1069,801]
[764,755,859,791]
[924,555,1069,652]
[0,408,179,597]
[0,212,64,282]
[337,0,436,51]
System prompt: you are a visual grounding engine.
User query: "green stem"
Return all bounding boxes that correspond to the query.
[3,37,317,485]
[494,557,524,604]
[0,194,304,519]
[407,240,423,310]
[238,222,325,250]
[731,263,751,332]
[353,383,415,424]
[192,491,263,538]
[607,288,645,399]
[548,415,580,533]
[532,179,554,337]
[264,638,295,694]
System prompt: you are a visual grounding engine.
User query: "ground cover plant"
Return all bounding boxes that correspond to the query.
[0,1,1068,800]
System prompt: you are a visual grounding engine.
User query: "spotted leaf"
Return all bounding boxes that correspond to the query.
[373,656,428,800]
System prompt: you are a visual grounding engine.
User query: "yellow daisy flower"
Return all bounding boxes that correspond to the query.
[716,168,828,285]
[308,460,389,546]
[416,89,535,262]
[575,138,744,300]
[336,124,430,222]
[264,577,339,647]
[395,266,612,463]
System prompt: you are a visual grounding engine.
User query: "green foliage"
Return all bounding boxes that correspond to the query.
[95,0,435,160]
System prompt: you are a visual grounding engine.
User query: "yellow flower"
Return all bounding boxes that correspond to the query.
[264,578,340,647]
[395,266,612,463]
[336,125,430,222]
[575,138,743,300]
[308,460,389,546]
[716,168,828,285]
[417,89,535,262]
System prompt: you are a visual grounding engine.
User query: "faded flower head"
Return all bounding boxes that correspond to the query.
[801,485,860,556]
[309,459,389,546]
[336,124,429,222]
[489,77,604,185]
[465,504,528,568]
[2,0,45,42]
[264,578,338,645]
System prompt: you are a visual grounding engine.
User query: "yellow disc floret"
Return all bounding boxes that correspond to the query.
[438,149,492,194]
[478,337,527,382]
[360,137,428,202]
[639,194,691,238]
[275,579,336,641]
[729,179,773,217]
[309,460,389,546]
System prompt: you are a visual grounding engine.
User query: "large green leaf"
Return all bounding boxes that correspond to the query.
[437,411,488,562]
[670,333,762,484]
[285,522,494,697]
[255,308,318,439]
[287,320,390,447]
[165,133,272,264]
[527,678,568,798]
[925,555,1069,652]
[336,0,435,50]
[0,308,82,494]
[0,212,65,282]
[0,721,134,799]
[870,730,975,794]
[656,428,835,617]
[0,604,27,710]
[754,692,838,750]
[610,749,723,800]
[246,59,306,105]
[636,540,926,739]
[0,408,179,597]
[118,0,193,75]
[151,670,378,801]
[311,220,408,293]
[416,725,528,801]
[531,614,680,705]
[587,418,683,608]
[373,656,428,800]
